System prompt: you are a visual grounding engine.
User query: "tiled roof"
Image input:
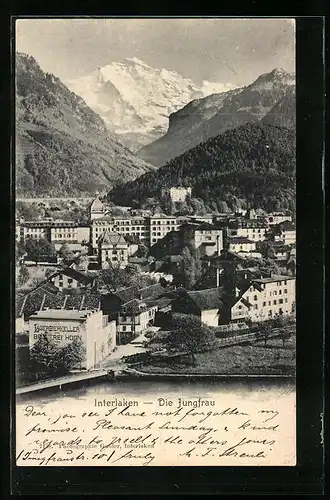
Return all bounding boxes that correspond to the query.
[98,230,128,246]
[187,287,227,310]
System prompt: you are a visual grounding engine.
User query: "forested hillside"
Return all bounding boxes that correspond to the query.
[16,53,154,197]
[109,123,296,213]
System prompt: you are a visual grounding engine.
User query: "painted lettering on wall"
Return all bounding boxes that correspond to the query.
[34,324,80,334]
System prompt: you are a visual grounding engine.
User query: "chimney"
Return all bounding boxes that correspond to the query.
[216,268,220,288]
[216,235,221,256]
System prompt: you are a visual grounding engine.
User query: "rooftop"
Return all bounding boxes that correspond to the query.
[98,230,128,246]
[30,309,98,320]
[252,275,295,284]
[185,287,227,310]
[228,237,255,244]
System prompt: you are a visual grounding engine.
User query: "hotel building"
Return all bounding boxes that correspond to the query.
[29,308,116,370]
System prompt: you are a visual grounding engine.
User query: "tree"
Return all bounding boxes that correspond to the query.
[29,335,86,379]
[25,238,56,264]
[273,315,292,347]
[29,335,58,379]
[18,265,29,285]
[54,338,86,374]
[256,322,272,346]
[182,246,202,290]
[15,240,26,265]
[166,313,217,365]
[59,243,74,264]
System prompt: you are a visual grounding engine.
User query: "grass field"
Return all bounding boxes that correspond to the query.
[138,335,296,376]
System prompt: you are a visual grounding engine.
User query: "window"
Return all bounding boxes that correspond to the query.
[263,301,266,307]
[284,280,287,285]
[68,278,73,284]
[268,310,273,317]
[254,304,258,310]
[238,305,242,310]
[279,299,284,304]
[254,295,257,301]
[274,291,277,296]
[279,289,282,295]
[284,289,288,294]
[285,298,288,303]
[122,326,126,332]
[273,300,277,305]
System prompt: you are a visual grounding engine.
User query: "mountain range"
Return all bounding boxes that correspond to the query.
[137,68,295,166]
[15,53,154,197]
[67,57,232,151]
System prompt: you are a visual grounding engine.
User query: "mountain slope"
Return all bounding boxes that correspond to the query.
[16,53,154,197]
[137,68,295,166]
[109,123,296,213]
[261,86,296,128]
[67,57,229,150]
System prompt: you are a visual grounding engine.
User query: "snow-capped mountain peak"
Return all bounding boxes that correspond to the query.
[67,58,229,150]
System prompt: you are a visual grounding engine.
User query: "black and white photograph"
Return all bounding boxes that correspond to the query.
[14,17,297,467]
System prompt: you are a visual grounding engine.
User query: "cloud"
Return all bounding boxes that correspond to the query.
[201,80,237,96]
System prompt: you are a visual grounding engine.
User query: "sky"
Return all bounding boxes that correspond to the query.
[15,18,295,88]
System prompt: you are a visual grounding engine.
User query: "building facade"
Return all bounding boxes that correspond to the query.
[98,231,130,269]
[29,309,116,370]
[227,220,268,242]
[231,275,295,323]
[227,236,257,254]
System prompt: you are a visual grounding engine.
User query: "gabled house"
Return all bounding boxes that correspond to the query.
[231,275,295,323]
[50,266,97,291]
[172,287,230,327]
[98,230,129,269]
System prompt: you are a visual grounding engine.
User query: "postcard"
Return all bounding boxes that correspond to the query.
[15,17,296,467]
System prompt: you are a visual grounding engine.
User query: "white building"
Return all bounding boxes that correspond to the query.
[98,230,130,269]
[231,275,295,323]
[90,194,107,221]
[267,212,292,226]
[227,220,268,242]
[117,299,158,340]
[50,223,90,249]
[29,308,116,370]
[162,186,192,203]
[227,237,257,254]
[149,214,179,246]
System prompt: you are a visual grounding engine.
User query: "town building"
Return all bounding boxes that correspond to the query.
[226,219,268,242]
[90,193,107,221]
[270,221,296,246]
[101,283,172,343]
[172,287,230,327]
[29,308,116,370]
[21,221,51,241]
[149,214,179,246]
[98,230,130,269]
[161,186,192,203]
[49,266,97,292]
[226,236,257,254]
[231,275,295,323]
[113,215,151,245]
[50,222,90,250]
[180,223,224,256]
[267,212,293,226]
